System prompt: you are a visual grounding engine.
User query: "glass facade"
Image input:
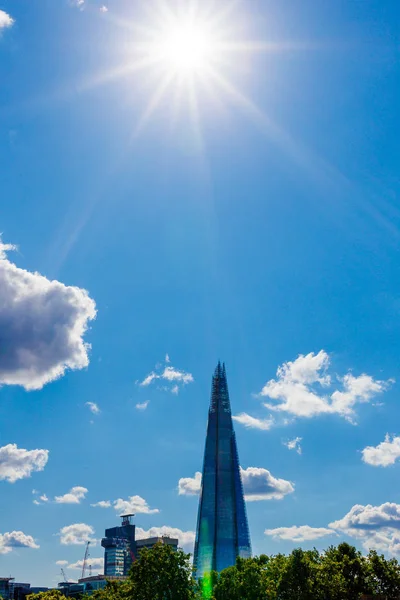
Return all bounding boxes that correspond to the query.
[193,363,251,580]
[101,516,136,576]
[0,579,13,600]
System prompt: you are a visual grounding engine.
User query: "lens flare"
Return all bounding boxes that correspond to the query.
[156,24,214,72]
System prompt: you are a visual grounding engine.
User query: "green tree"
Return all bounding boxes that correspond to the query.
[128,541,196,600]
[211,555,271,600]
[271,549,321,600]
[27,591,67,600]
[364,549,400,599]
[89,579,129,600]
[318,542,366,600]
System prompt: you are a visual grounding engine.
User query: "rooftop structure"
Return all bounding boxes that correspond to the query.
[136,536,178,554]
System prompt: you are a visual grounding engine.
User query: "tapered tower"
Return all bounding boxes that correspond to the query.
[193,362,251,580]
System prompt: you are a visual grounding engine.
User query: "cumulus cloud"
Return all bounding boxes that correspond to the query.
[0,10,14,30]
[241,467,294,501]
[56,560,68,566]
[329,503,400,555]
[55,486,88,504]
[178,468,294,502]
[362,434,400,467]
[86,402,100,415]
[232,413,274,431]
[162,366,193,384]
[265,525,336,542]
[0,531,39,554]
[0,240,96,390]
[135,400,149,411]
[68,557,104,572]
[90,500,111,508]
[113,495,159,515]
[330,503,400,533]
[140,373,158,387]
[138,356,193,395]
[261,351,389,422]
[58,523,95,545]
[136,526,195,552]
[99,5,108,12]
[0,444,49,483]
[178,472,202,496]
[284,437,302,455]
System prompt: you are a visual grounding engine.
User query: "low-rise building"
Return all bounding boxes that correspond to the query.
[136,536,178,554]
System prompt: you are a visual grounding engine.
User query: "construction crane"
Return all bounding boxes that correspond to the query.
[60,568,68,583]
[81,541,91,580]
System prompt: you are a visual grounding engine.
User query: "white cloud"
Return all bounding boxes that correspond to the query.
[0,444,49,483]
[113,495,159,515]
[140,372,158,387]
[56,560,68,566]
[362,434,400,467]
[68,557,104,573]
[261,351,389,422]
[0,10,14,30]
[178,468,294,502]
[55,486,88,504]
[178,472,202,496]
[331,373,387,419]
[90,500,111,508]
[58,523,95,545]
[265,525,336,542]
[99,5,108,12]
[284,437,302,455]
[330,502,400,533]
[329,502,400,555]
[0,531,39,554]
[40,494,49,502]
[241,467,294,501]
[86,402,100,415]
[136,526,195,552]
[0,240,96,390]
[138,357,194,395]
[135,400,149,411]
[162,366,193,384]
[232,413,274,431]
[71,0,85,8]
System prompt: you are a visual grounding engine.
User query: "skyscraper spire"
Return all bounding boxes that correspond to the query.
[193,363,251,580]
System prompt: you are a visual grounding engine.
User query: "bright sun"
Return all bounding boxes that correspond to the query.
[157,25,214,72]
[91,1,289,134]
[146,17,218,75]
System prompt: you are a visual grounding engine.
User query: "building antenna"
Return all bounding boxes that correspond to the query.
[81,540,91,580]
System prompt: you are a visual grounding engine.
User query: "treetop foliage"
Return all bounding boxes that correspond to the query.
[27,541,400,600]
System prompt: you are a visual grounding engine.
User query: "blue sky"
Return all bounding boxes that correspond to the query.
[1,0,400,587]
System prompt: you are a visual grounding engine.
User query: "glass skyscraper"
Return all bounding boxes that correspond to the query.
[101,514,136,576]
[193,363,251,580]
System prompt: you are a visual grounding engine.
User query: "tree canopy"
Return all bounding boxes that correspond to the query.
[27,542,400,600]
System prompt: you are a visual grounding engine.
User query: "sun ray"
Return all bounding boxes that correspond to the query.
[75,56,162,94]
[133,71,176,137]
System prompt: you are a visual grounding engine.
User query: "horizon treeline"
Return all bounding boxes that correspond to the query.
[26,541,400,600]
